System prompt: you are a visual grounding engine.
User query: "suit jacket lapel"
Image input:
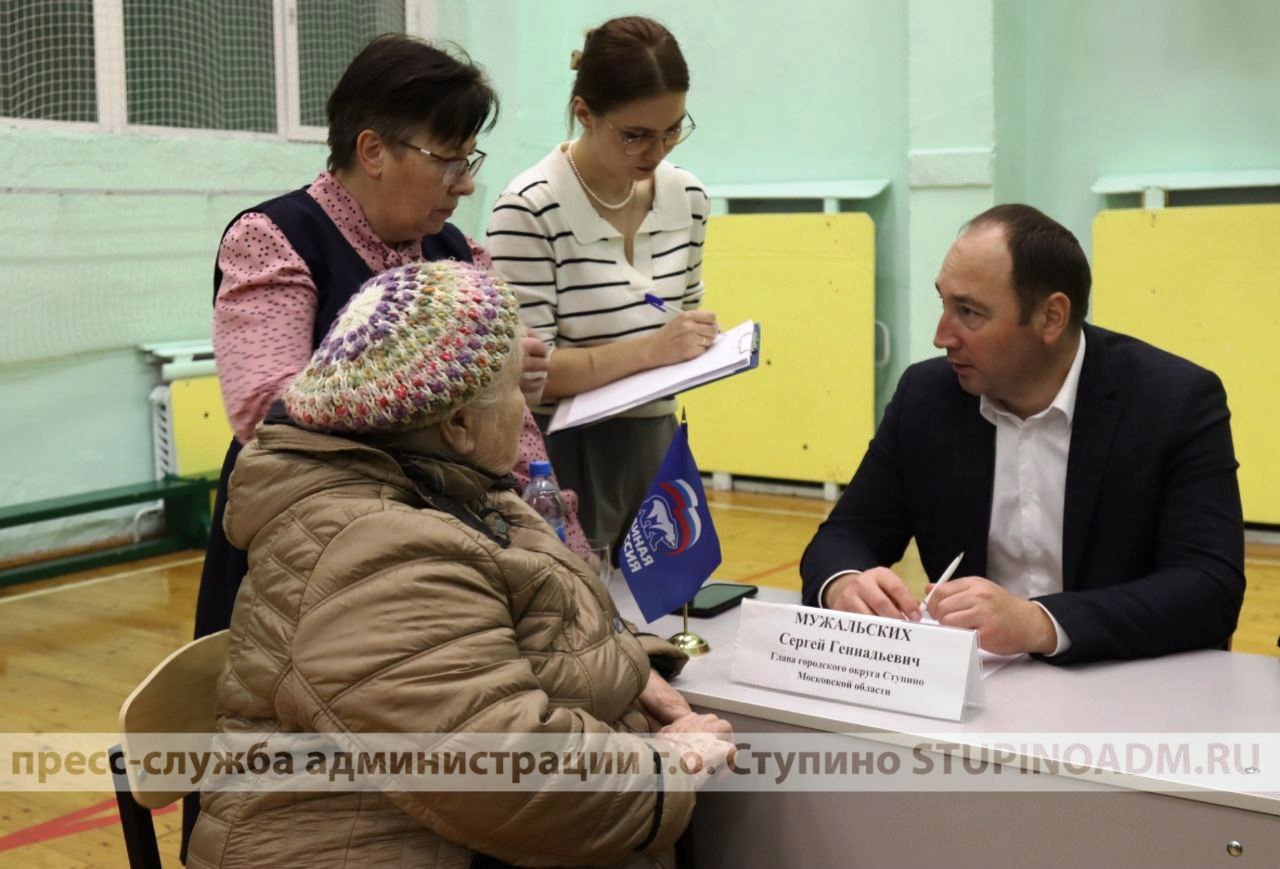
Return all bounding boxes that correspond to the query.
[1063,325,1122,590]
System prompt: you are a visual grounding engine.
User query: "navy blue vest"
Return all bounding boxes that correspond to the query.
[213,187,473,346]
[195,187,475,639]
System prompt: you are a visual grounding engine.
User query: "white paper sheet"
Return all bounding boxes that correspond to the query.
[547,320,758,432]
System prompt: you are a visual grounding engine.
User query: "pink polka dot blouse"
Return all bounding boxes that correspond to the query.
[212,171,591,558]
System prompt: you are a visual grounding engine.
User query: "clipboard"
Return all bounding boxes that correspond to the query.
[547,320,761,433]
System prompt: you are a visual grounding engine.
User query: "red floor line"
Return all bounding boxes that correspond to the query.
[0,799,176,852]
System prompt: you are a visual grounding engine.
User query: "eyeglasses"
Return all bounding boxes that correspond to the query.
[600,113,696,156]
[399,141,486,185]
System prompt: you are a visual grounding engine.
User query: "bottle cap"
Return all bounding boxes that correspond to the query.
[529,460,553,477]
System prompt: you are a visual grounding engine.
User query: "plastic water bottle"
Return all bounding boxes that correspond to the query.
[523,460,567,542]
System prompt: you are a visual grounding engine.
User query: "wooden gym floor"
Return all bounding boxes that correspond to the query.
[1,488,1277,867]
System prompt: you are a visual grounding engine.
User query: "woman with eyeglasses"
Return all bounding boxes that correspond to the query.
[196,34,496,642]
[487,16,717,557]
[185,33,504,856]
[197,32,598,647]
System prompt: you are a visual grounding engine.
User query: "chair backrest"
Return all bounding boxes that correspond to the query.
[118,630,229,809]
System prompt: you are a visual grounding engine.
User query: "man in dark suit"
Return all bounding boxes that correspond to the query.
[801,204,1244,665]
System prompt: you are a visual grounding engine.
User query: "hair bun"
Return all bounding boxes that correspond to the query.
[569,49,582,70]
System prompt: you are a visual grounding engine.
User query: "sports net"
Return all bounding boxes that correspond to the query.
[0,0,98,122]
[297,0,405,127]
[123,0,277,131]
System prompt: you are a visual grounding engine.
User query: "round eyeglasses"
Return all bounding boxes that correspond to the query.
[399,141,486,185]
[601,113,696,156]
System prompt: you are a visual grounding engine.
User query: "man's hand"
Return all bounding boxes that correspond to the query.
[925,577,1056,655]
[638,670,692,728]
[519,331,550,405]
[823,567,921,621]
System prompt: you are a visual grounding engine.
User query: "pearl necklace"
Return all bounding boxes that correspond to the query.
[566,142,636,210]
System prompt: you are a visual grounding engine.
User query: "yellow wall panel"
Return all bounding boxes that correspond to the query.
[1093,205,1280,524]
[680,213,876,483]
[168,376,234,476]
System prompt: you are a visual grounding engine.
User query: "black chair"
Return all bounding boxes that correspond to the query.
[111,742,163,868]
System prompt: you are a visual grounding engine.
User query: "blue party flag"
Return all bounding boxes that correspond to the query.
[620,422,722,622]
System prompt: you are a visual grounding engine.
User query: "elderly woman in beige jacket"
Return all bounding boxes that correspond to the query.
[187,260,733,868]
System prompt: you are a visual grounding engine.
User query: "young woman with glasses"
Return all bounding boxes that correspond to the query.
[487,15,718,558]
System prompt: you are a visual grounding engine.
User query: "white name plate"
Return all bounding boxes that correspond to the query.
[730,599,983,721]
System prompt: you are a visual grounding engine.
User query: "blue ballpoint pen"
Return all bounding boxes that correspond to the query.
[645,292,723,337]
[643,292,678,314]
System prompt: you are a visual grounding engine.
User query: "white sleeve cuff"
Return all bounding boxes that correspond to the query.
[1033,602,1071,656]
[817,570,861,609]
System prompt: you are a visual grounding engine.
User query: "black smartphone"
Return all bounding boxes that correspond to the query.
[672,582,759,618]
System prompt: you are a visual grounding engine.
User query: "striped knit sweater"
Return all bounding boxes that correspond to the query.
[486,145,710,416]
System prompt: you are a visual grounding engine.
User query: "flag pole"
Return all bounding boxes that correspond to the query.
[666,410,709,654]
[669,602,709,655]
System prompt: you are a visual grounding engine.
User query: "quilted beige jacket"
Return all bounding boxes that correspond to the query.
[187,423,691,868]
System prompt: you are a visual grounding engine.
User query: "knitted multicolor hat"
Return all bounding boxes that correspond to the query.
[284,260,519,434]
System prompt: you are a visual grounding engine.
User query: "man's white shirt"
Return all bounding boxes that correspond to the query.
[820,335,1087,657]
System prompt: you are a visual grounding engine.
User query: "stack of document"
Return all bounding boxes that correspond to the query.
[547,320,761,433]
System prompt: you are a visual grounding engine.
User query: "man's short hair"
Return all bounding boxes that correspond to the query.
[963,204,1091,329]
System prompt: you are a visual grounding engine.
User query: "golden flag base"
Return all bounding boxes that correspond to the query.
[668,604,709,655]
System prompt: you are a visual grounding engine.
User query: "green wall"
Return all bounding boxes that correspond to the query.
[3,0,1279,558]
[449,0,910,415]
[0,130,323,557]
[995,0,1280,254]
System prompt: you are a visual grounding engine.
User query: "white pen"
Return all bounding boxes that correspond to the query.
[921,551,964,614]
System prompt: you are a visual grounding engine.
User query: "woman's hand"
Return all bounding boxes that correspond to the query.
[519,331,550,405]
[657,712,733,739]
[537,310,717,401]
[642,310,719,368]
[638,670,692,727]
[656,712,737,783]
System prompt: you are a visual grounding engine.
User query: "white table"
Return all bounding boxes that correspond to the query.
[610,577,1280,867]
